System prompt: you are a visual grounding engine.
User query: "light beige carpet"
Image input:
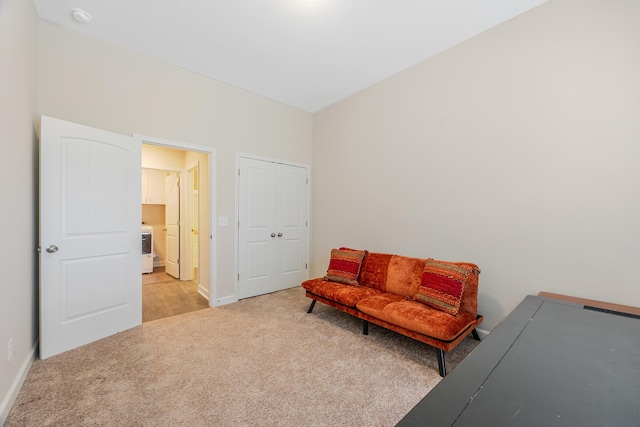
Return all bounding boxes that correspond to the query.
[6,286,479,426]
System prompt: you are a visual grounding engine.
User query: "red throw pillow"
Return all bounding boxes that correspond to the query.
[414,260,472,315]
[324,248,366,286]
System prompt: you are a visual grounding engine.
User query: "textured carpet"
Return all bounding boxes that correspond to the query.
[6,286,479,426]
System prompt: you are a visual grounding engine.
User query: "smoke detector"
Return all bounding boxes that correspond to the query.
[71,8,92,24]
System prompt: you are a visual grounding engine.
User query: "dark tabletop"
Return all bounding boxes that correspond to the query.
[397,295,640,427]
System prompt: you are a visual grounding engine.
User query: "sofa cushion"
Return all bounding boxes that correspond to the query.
[324,248,366,286]
[357,294,477,341]
[414,260,474,315]
[386,255,426,297]
[359,253,393,292]
[303,278,382,307]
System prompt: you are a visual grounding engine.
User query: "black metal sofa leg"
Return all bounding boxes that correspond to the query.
[472,328,481,341]
[437,349,447,377]
[362,320,369,335]
[307,300,317,314]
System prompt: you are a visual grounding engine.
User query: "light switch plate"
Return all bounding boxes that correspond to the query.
[218,217,228,227]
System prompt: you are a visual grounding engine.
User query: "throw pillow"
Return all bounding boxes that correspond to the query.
[414,260,472,316]
[324,248,366,286]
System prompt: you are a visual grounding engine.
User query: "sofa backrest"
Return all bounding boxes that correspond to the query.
[358,252,392,292]
[359,252,480,316]
[360,252,424,296]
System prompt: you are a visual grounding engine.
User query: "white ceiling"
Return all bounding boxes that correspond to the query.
[33,0,548,113]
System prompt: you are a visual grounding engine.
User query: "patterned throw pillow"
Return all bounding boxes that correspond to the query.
[414,260,472,315]
[324,248,366,286]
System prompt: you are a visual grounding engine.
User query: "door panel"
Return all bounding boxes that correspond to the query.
[40,116,141,359]
[247,167,271,228]
[64,138,128,233]
[238,159,277,298]
[277,164,308,286]
[165,173,180,278]
[247,242,270,279]
[62,255,128,320]
[282,240,301,274]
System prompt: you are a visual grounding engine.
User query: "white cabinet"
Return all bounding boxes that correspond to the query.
[141,169,167,204]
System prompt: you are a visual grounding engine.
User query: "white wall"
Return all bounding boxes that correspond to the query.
[38,21,314,302]
[0,0,39,422]
[312,0,640,331]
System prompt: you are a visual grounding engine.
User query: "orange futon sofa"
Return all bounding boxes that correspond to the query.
[302,248,483,376]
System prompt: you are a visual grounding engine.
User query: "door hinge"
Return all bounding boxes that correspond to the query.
[238,274,240,280]
[306,178,308,184]
[305,263,308,270]
[177,258,180,264]
[238,169,241,176]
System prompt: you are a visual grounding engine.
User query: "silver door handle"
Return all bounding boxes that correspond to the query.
[46,245,59,253]
[277,232,283,237]
[271,233,276,238]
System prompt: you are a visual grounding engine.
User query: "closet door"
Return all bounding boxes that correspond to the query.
[238,158,308,299]
[238,158,277,299]
[276,163,308,291]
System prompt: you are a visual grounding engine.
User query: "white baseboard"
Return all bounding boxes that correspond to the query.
[214,295,238,307]
[0,342,37,426]
[197,284,209,300]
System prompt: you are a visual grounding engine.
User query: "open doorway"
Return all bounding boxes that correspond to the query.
[138,139,215,322]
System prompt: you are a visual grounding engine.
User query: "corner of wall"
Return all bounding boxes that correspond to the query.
[0,343,37,425]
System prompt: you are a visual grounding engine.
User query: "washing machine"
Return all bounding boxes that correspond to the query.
[142,225,154,274]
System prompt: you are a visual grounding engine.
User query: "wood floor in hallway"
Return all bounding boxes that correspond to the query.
[142,267,209,322]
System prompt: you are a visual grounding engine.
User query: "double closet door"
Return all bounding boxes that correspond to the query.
[238,157,309,299]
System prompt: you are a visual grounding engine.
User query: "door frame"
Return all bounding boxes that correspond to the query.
[134,134,217,306]
[184,163,199,283]
[234,153,311,302]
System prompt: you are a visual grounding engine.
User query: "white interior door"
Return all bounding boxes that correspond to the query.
[188,164,199,282]
[238,158,308,299]
[238,158,277,299]
[39,115,141,359]
[277,164,308,289]
[165,172,180,278]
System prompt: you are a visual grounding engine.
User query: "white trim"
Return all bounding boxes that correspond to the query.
[236,152,309,169]
[0,343,37,425]
[178,169,187,280]
[198,284,210,300]
[233,155,240,304]
[306,166,312,278]
[133,133,218,308]
[136,134,214,154]
[183,162,199,283]
[216,294,238,306]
